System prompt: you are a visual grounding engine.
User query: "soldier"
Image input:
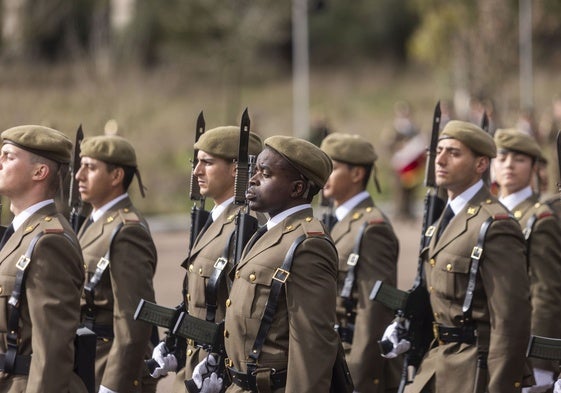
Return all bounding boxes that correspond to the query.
[204,135,340,392]
[320,133,401,393]
[149,126,264,392]
[0,125,87,392]
[385,120,531,393]
[493,128,561,390]
[75,135,158,393]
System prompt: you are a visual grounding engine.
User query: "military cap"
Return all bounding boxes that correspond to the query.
[440,120,496,158]
[80,135,137,167]
[1,125,72,164]
[320,132,377,165]
[264,135,333,187]
[494,128,544,161]
[194,126,263,160]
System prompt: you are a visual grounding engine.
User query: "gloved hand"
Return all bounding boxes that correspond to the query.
[98,385,118,393]
[150,341,178,378]
[554,378,561,393]
[529,368,555,392]
[380,320,411,359]
[193,354,223,393]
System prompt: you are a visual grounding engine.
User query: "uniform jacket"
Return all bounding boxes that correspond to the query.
[512,195,561,372]
[78,196,157,393]
[406,187,531,393]
[545,195,561,221]
[0,203,87,393]
[224,208,339,393]
[330,196,401,393]
[173,204,265,393]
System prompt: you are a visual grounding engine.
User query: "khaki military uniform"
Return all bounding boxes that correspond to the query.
[224,208,339,393]
[173,204,265,393]
[406,188,531,393]
[512,195,561,373]
[331,197,401,393]
[0,203,87,393]
[79,197,157,393]
[545,195,561,220]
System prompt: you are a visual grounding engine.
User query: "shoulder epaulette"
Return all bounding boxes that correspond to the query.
[117,207,140,224]
[41,216,64,232]
[306,231,325,237]
[367,218,385,225]
[493,213,511,220]
[537,211,553,220]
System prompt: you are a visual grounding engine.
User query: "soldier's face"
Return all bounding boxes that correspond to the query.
[323,160,362,205]
[435,138,488,199]
[76,157,121,209]
[193,151,235,205]
[0,144,36,199]
[493,150,534,197]
[246,148,304,217]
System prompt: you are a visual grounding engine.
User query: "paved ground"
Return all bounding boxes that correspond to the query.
[148,203,423,392]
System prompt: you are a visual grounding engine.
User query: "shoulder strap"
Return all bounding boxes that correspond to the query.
[205,231,236,322]
[6,230,74,374]
[83,222,124,328]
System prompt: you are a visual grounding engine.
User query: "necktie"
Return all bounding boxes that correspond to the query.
[81,217,94,232]
[0,224,14,249]
[245,225,268,252]
[199,214,214,236]
[436,205,454,242]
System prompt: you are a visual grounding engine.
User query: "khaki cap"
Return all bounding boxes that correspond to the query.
[81,135,137,167]
[194,126,263,160]
[494,128,544,161]
[264,135,333,187]
[320,132,377,165]
[440,120,496,158]
[1,125,72,164]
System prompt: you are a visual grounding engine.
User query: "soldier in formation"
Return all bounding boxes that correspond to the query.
[76,135,158,393]
[320,132,401,393]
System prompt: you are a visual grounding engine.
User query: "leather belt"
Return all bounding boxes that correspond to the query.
[433,323,476,345]
[0,353,31,375]
[228,367,287,392]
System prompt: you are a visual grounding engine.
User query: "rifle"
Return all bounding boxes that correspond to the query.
[69,125,87,233]
[189,111,211,251]
[317,126,337,232]
[134,299,187,374]
[557,130,561,194]
[232,108,259,265]
[370,101,445,393]
[480,111,492,187]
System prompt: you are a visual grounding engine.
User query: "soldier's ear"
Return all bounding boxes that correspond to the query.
[110,167,125,186]
[475,156,489,174]
[290,179,306,198]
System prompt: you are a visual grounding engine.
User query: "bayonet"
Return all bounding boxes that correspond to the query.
[69,125,86,233]
[481,111,491,186]
[557,130,561,193]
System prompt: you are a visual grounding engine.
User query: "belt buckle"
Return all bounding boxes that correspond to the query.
[273,268,290,283]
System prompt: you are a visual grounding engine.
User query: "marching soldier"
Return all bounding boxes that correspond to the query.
[148,126,264,392]
[386,121,531,392]
[210,136,340,392]
[75,135,158,393]
[0,125,87,392]
[493,128,561,390]
[320,133,401,393]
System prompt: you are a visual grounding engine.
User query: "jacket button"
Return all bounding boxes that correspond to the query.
[428,286,433,293]
[373,378,379,384]
[433,312,439,319]
[514,382,521,388]
[446,264,452,271]
[133,380,139,386]
[0,286,3,295]
[189,264,194,272]
[199,268,203,275]
[226,299,231,307]
[249,273,256,282]
[224,330,229,338]
[187,293,191,302]
[187,349,193,356]
[235,271,240,279]
[429,258,436,267]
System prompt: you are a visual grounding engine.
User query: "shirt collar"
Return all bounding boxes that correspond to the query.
[267,204,311,230]
[499,186,533,211]
[91,193,128,222]
[335,191,370,221]
[211,196,235,221]
[13,199,55,231]
[448,179,484,215]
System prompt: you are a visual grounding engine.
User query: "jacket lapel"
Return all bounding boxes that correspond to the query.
[330,197,373,243]
[189,204,238,259]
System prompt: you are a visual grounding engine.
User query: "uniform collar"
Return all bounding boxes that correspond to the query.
[211,196,234,221]
[448,179,483,215]
[267,204,310,230]
[335,190,370,221]
[13,199,54,231]
[91,193,128,222]
[499,186,533,211]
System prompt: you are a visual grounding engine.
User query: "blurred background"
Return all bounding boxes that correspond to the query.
[1,0,560,218]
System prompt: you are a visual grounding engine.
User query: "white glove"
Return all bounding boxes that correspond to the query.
[98,386,118,393]
[200,371,224,393]
[150,341,178,378]
[380,320,411,359]
[554,378,561,393]
[193,354,222,391]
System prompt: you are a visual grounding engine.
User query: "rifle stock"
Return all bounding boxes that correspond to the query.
[189,112,210,250]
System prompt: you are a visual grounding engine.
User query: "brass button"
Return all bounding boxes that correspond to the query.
[429,258,436,267]
[224,330,229,338]
[0,286,3,295]
[446,264,452,271]
[235,271,240,279]
[199,268,203,275]
[187,349,193,356]
[189,264,194,272]
[45,216,52,222]
[226,299,232,307]
[433,312,439,319]
[373,378,379,384]
[514,382,521,388]
[428,286,433,293]
[366,207,372,212]
[187,339,194,346]
[102,338,110,343]
[84,264,87,270]
[187,293,191,302]
[285,225,293,231]
[133,379,139,386]
[249,273,256,282]
[352,212,360,219]
[305,217,312,222]
[124,208,130,213]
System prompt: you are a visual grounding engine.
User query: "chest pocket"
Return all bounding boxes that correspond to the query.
[0,275,16,332]
[237,264,275,319]
[429,250,471,300]
[189,256,222,309]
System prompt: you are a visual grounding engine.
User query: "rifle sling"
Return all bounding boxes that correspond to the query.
[339,221,368,321]
[83,223,124,330]
[522,213,538,271]
[247,233,334,367]
[5,230,74,375]
[205,231,235,322]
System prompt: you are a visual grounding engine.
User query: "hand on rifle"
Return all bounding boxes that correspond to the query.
[380,319,411,359]
[150,341,178,378]
[554,378,561,393]
[193,353,223,393]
